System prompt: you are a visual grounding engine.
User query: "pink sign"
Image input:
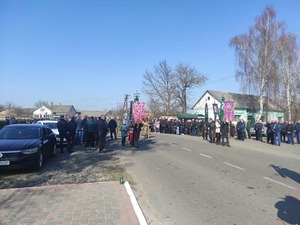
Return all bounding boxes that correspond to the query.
[223,101,235,121]
[132,102,145,123]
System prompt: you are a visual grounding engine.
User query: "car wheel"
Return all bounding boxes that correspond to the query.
[50,144,57,157]
[35,151,44,170]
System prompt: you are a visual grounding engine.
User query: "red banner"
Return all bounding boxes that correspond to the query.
[223,101,235,121]
[132,102,145,123]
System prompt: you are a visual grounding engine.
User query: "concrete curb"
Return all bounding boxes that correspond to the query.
[124,181,148,225]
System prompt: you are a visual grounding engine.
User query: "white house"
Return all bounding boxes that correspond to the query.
[33,105,77,120]
[33,105,52,119]
[192,90,286,124]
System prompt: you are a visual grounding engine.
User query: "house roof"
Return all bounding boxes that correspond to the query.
[20,108,35,116]
[0,107,15,116]
[79,110,111,118]
[193,90,285,112]
[47,105,75,115]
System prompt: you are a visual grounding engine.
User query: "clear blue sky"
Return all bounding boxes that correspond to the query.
[1,0,299,111]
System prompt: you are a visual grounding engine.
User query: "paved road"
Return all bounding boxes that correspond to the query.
[118,133,300,225]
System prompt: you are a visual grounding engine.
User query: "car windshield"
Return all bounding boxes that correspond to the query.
[43,123,57,129]
[0,127,41,139]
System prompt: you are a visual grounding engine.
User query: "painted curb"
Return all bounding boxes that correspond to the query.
[124,181,148,225]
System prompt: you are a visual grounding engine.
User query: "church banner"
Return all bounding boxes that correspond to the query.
[223,101,235,121]
[132,102,145,123]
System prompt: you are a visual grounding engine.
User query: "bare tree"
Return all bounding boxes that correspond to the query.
[110,103,124,118]
[174,63,207,113]
[146,97,163,118]
[34,100,49,108]
[230,6,283,119]
[142,60,178,116]
[277,28,299,121]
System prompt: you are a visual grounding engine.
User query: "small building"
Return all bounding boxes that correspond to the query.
[0,107,16,119]
[192,90,286,124]
[33,105,77,120]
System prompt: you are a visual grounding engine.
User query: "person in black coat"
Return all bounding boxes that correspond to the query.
[266,120,273,144]
[286,121,295,145]
[133,121,143,148]
[221,120,230,147]
[68,116,77,151]
[57,115,69,153]
[281,121,287,143]
[108,117,118,140]
[256,120,264,142]
[98,116,108,153]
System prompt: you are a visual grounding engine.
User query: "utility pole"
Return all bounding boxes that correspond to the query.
[121,94,129,120]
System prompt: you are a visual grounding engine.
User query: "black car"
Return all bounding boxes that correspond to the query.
[0,124,57,170]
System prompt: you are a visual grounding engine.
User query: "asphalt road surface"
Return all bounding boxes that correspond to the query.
[118,133,300,225]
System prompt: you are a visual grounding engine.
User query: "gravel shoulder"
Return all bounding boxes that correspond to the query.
[0,140,133,189]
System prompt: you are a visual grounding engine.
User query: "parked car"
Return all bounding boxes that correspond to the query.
[35,120,67,145]
[249,123,268,136]
[0,124,57,170]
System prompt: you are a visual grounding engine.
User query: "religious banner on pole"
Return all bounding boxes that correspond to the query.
[223,101,235,121]
[132,102,145,123]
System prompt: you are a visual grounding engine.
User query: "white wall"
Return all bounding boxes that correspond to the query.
[193,92,221,120]
[33,106,52,119]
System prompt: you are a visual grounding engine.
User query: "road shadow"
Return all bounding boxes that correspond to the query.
[107,136,157,153]
[275,196,300,225]
[270,164,300,184]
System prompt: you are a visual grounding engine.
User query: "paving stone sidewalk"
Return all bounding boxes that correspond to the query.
[0,181,140,225]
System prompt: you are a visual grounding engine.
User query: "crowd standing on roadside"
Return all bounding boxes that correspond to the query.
[3,115,299,153]
[147,117,300,147]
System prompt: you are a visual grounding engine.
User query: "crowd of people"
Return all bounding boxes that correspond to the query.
[262,119,300,145]
[56,115,149,154]
[4,115,300,152]
[149,117,233,146]
[148,117,300,147]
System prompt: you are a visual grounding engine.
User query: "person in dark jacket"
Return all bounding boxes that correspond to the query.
[81,115,88,145]
[57,115,69,153]
[108,117,118,140]
[256,120,263,142]
[295,120,300,144]
[133,121,143,148]
[266,120,273,144]
[221,120,230,147]
[280,121,287,143]
[286,121,295,145]
[272,119,282,146]
[237,119,245,141]
[68,116,77,151]
[246,120,251,139]
[98,115,108,153]
[230,122,235,138]
[86,116,97,149]
[208,118,215,143]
